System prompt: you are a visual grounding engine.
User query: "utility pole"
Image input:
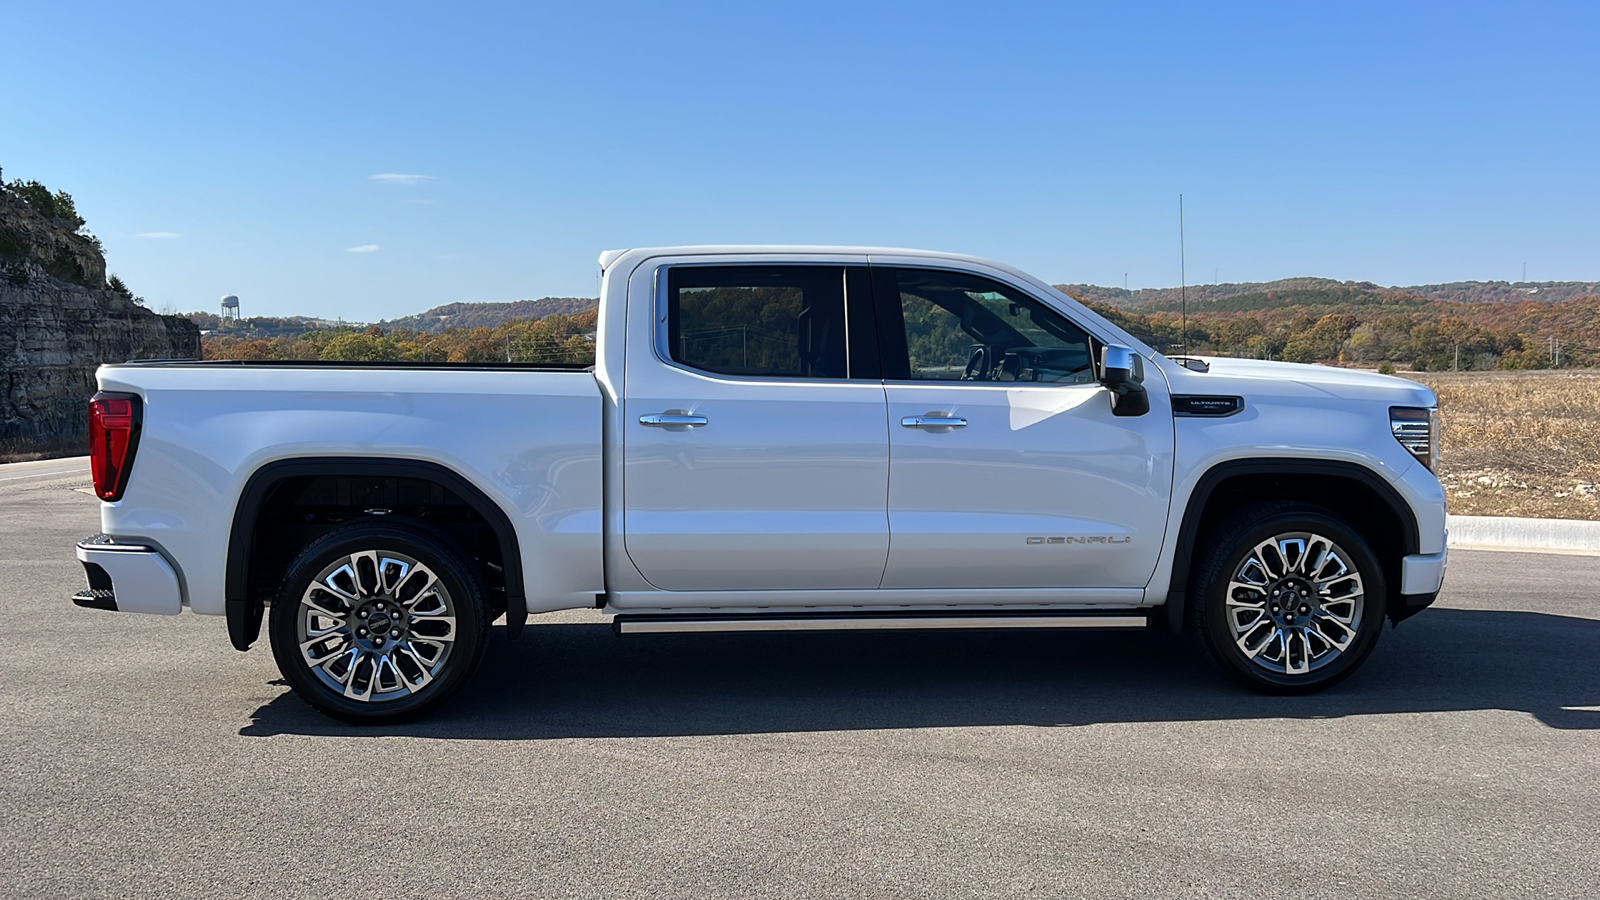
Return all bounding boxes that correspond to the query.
[1453,343,1460,372]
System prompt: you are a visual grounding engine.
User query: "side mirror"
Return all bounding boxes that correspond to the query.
[1100,345,1149,417]
[1101,345,1141,386]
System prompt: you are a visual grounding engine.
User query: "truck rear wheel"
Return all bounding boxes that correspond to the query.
[1189,503,1385,694]
[268,521,490,723]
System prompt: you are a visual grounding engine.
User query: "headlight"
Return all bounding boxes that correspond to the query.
[1390,406,1439,471]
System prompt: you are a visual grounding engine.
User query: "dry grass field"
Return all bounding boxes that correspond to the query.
[0,435,79,465]
[1408,369,1600,520]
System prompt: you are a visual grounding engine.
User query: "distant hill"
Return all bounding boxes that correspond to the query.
[185,312,351,337]
[1399,281,1600,305]
[193,275,1600,374]
[381,296,598,332]
[1059,278,1600,310]
[1051,276,1600,371]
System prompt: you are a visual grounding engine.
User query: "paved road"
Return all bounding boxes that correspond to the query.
[0,455,87,485]
[2,464,1597,899]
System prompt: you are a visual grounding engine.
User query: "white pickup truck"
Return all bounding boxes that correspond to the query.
[75,246,1447,722]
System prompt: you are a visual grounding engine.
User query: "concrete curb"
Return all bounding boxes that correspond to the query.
[1448,514,1600,556]
[0,455,88,471]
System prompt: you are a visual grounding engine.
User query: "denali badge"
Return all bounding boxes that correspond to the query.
[1026,536,1132,545]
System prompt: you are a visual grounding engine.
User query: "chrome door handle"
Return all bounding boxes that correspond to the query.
[639,413,708,427]
[901,415,967,429]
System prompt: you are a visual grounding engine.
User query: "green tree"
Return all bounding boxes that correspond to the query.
[321,333,398,361]
[4,178,86,230]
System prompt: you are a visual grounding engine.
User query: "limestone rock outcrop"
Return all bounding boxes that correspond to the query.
[1,190,199,446]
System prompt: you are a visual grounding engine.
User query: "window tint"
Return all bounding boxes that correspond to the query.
[879,268,1095,383]
[667,266,849,379]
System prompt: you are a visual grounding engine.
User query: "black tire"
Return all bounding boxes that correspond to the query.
[1189,502,1385,694]
[268,520,491,724]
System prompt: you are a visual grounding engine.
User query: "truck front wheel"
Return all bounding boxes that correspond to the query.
[1190,503,1385,694]
[268,521,490,723]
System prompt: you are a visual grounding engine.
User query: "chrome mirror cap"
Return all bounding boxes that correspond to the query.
[1101,345,1141,387]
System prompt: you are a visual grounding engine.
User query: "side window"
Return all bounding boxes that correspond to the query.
[878,268,1095,384]
[666,266,849,379]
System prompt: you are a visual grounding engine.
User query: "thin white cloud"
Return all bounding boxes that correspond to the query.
[368,173,434,185]
[136,231,182,239]
[346,244,382,253]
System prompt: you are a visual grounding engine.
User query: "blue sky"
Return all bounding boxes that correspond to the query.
[3,1,1596,321]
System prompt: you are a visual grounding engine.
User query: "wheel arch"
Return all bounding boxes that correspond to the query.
[1163,458,1419,632]
[226,457,527,651]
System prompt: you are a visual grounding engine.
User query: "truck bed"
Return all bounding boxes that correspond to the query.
[94,362,605,618]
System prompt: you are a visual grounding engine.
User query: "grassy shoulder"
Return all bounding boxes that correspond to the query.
[1408,369,1600,520]
[0,435,81,464]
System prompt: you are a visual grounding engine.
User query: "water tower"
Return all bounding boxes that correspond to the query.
[220,295,240,326]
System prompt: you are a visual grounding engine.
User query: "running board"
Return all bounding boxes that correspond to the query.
[613,611,1149,635]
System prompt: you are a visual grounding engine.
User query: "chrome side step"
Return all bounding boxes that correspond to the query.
[613,612,1149,635]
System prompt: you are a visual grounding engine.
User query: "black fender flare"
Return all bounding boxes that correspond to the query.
[1161,458,1421,633]
[225,457,527,651]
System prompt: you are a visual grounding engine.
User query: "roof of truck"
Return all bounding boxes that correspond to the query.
[597,245,1006,273]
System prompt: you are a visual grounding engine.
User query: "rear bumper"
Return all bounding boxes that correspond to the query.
[73,534,183,615]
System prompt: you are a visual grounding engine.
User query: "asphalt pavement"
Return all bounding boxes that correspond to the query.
[1,462,1597,899]
[0,455,87,485]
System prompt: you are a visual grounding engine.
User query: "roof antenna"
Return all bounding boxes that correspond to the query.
[1179,193,1188,358]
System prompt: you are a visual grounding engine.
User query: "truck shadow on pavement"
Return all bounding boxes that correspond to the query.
[240,607,1600,738]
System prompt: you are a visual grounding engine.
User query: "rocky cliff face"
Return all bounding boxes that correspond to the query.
[1,190,199,446]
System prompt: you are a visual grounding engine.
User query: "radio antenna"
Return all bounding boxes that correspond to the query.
[1179,194,1188,357]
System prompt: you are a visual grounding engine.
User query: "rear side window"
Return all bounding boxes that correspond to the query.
[666,266,849,379]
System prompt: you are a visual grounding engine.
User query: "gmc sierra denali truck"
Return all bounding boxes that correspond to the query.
[73,246,1448,723]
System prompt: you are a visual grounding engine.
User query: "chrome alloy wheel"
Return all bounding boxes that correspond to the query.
[1224,531,1364,676]
[295,549,458,702]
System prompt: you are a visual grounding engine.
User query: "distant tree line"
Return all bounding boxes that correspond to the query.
[1064,277,1600,309]
[200,292,1599,372]
[1087,295,1597,370]
[202,311,599,365]
[380,297,599,332]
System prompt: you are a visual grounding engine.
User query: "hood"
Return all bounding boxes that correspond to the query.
[1156,356,1438,406]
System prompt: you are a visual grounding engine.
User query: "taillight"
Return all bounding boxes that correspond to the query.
[89,391,142,501]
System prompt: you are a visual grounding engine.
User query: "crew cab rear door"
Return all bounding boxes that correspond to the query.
[621,258,889,592]
[870,263,1175,591]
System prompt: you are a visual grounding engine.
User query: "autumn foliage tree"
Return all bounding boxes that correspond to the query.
[204,311,599,366]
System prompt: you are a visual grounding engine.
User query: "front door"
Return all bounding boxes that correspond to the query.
[871,265,1174,591]
[622,262,889,592]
